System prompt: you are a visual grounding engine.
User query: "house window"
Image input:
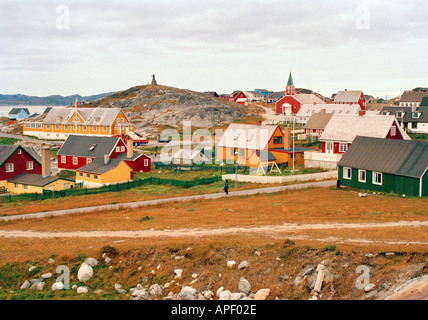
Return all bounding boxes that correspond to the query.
[390,126,396,136]
[64,125,68,130]
[14,183,18,189]
[93,175,98,180]
[339,143,348,153]
[87,158,92,164]
[373,172,382,185]
[55,124,59,130]
[79,172,83,177]
[83,125,87,131]
[73,157,78,165]
[61,156,66,164]
[411,122,417,129]
[73,117,79,122]
[86,173,90,178]
[48,185,54,191]
[239,149,245,157]
[17,149,22,154]
[120,146,125,152]
[358,170,366,183]
[92,126,97,131]
[23,184,28,190]
[273,136,283,144]
[46,124,50,129]
[103,126,107,132]
[64,183,70,189]
[5,163,14,173]
[343,167,352,180]
[116,146,120,152]
[144,159,149,166]
[26,161,33,170]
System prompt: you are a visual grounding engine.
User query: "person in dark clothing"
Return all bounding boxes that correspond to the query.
[224,179,229,195]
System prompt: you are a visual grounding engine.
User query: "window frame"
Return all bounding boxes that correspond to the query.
[373,171,383,185]
[26,161,33,170]
[358,169,366,183]
[343,167,352,180]
[5,163,14,173]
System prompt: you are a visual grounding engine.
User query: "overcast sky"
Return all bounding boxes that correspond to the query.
[1,0,427,99]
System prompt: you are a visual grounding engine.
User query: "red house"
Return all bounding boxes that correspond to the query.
[0,145,42,186]
[57,135,151,173]
[333,90,366,111]
[229,91,249,105]
[275,72,325,115]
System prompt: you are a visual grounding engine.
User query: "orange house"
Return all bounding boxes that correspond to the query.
[216,123,317,169]
[23,107,134,140]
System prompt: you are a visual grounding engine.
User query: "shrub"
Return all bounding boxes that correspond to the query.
[322,244,337,252]
[101,246,118,257]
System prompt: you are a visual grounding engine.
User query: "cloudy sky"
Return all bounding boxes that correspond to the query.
[0,0,427,99]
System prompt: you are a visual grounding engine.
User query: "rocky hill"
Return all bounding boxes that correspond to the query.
[86,84,261,136]
[0,92,113,106]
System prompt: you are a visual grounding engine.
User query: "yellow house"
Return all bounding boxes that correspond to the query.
[23,107,134,140]
[7,173,75,194]
[75,155,134,188]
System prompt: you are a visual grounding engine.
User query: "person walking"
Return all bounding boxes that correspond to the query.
[223,179,229,195]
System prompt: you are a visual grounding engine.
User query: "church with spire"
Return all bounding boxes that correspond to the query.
[275,72,325,115]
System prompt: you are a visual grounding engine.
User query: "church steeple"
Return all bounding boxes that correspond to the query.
[286,71,295,96]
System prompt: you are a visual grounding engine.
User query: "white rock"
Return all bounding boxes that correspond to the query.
[227,260,236,269]
[77,286,89,294]
[149,284,163,297]
[77,263,94,282]
[254,251,261,256]
[84,258,98,267]
[28,266,36,272]
[203,290,214,299]
[192,273,198,279]
[181,286,197,296]
[238,277,251,294]
[238,261,249,270]
[41,273,52,279]
[219,290,232,300]
[364,283,376,292]
[254,289,270,300]
[174,269,183,279]
[216,286,224,297]
[51,282,64,291]
[230,292,244,300]
[30,281,45,291]
[48,258,55,264]
[20,280,30,289]
[114,283,122,290]
[104,257,112,264]
[132,289,150,300]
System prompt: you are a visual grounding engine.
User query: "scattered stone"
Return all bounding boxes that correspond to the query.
[294,276,303,287]
[174,269,183,279]
[238,261,249,270]
[72,284,78,290]
[30,281,45,291]
[364,284,376,293]
[177,286,197,300]
[230,292,244,300]
[385,252,395,256]
[94,289,104,294]
[365,253,377,258]
[254,251,261,256]
[114,283,122,291]
[41,273,52,279]
[203,290,214,299]
[132,289,150,300]
[51,282,64,291]
[164,282,171,288]
[77,263,94,282]
[175,256,185,260]
[192,273,198,279]
[302,267,315,277]
[117,289,127,294]
[104,257,112,264]
[314,270,325,293]
[280,275,289,281]
[77,286,89,294]
[238,277,251,294]
[227,260,236,269]
[219,290,232,300]
[84,258,99,267]
[216,286,224,297]
[149,284,163,297]
[20,280,30,290]
[48,258,55,264]
[254,289,270,300]
[28,266,36,272]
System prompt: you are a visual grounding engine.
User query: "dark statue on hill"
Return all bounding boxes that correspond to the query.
[151,74,157,85]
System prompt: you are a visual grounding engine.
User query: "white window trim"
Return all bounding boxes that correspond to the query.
[390,126,396,136]
[61,156,66,164]
[339,143,348,153]
[26,161,33,170]
[5,163,14,173]
[144,159,149,166]
[73,157,78,165]
[87,158,92,164]
[373,171,383,185]
[358,169,366,183]
[343,167,352,180]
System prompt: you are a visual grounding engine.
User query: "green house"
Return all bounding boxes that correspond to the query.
[338,136,428,197]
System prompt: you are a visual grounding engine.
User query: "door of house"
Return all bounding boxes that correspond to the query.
[326,142,334,154]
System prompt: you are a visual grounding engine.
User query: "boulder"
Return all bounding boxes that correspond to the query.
[216,286,224,297]
[254,289,270,300]
[30,281,45,291]
[238,261,249,270]
[149,284,163,297]
[238,277,251,294]
[51,282,64,291]
[174,269,183,279]
[77,286,89,294]
[77,263,94,282]
[84,258,99,267]
[177,287,197,300]
[41,273,52,279]
[132,289,150,300]
[203,290,214,299]
[28,266,36,272]
[20,280,30,290]
[219,290,232,300]
[227,260,236,269]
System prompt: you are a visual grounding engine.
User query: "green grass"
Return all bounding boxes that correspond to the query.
[0,137,20,145]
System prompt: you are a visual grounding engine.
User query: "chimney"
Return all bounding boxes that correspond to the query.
[359,110,366,116]
[41,146,51,178]
[256,120,262,126]
[283,127,291,149]
[127,138,134,158]
[104,154,110,165]
[321,109,326,113]
[344,89,347,91]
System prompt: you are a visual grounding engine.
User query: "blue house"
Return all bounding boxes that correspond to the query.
[255,89,273,97]
[8,108,30,120]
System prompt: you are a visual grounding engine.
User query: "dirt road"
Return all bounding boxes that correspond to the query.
[1,220,427,246]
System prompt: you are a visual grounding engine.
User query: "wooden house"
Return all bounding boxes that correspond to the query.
[23,107,134,140]
[0,144,42,188]
[8,108,30,120]
[334,90,366,111]
[7,173,74,194]
[303,113,334,139]
[296,103,360,125]
[381,106,428,134]
[229,91,249,105]
[338,136,428,197]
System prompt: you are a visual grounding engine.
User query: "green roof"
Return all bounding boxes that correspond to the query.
[287,72,294,87]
